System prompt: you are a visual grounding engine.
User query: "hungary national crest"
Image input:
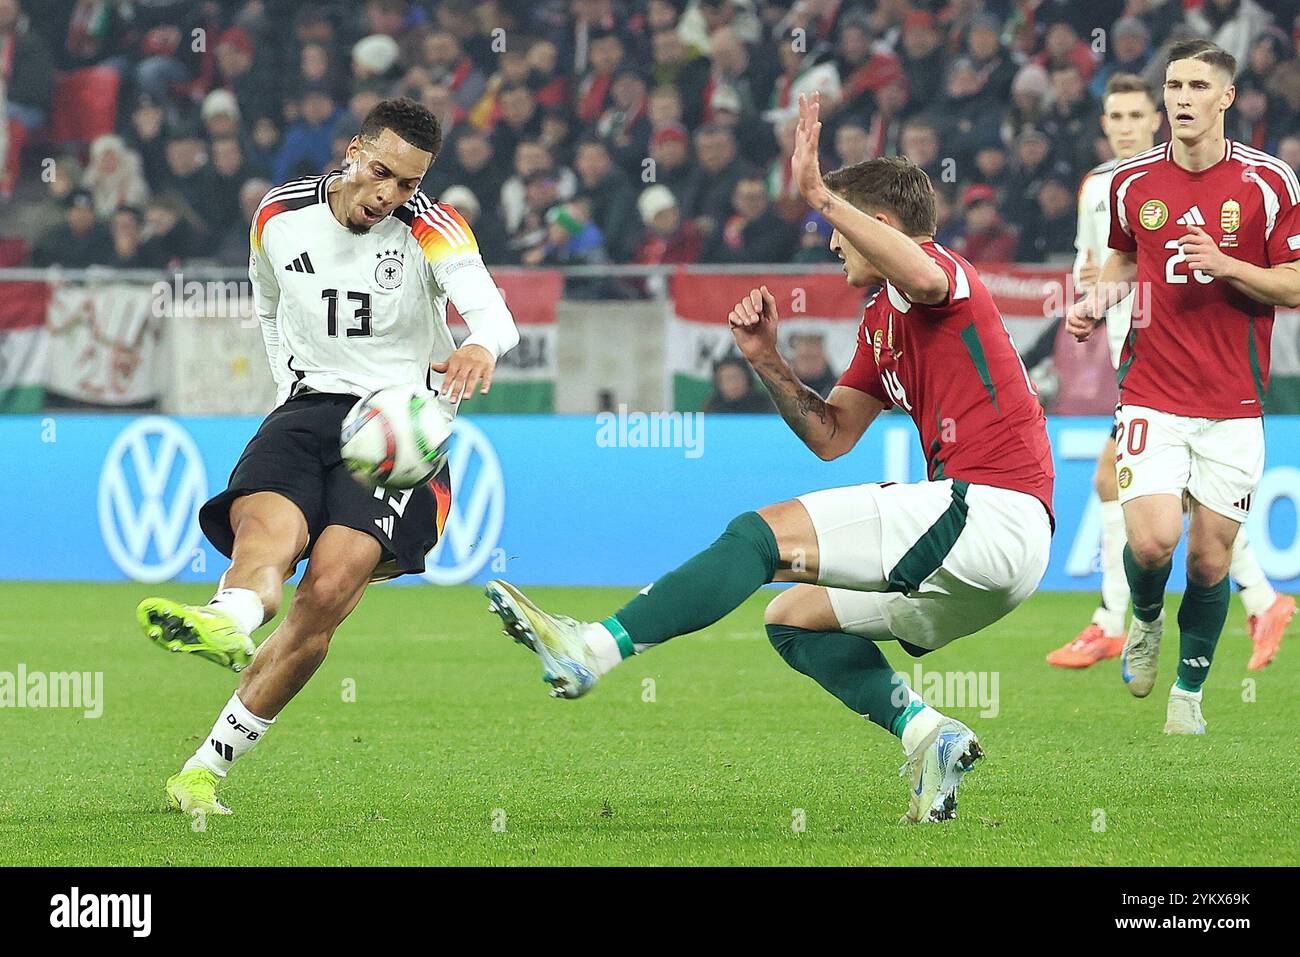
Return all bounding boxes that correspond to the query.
[1220,199,1240,233]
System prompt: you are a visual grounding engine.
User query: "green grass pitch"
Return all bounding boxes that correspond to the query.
[1,581,1296,866]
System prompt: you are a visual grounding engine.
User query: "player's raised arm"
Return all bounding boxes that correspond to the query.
[790,93,949,306]
[729,285,884,459]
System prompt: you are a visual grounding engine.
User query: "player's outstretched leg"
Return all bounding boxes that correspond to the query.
[764,585,981,823]
[1229,527,1294,670]
[137,493,307,672]
[166,526,379,815]
[1163,502,1235,735]
[1049,437,1128,668]
[1120,496,1182,697]
[486,507,798,698]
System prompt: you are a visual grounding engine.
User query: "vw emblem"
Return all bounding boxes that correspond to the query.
[98,416,207,583]
[422,417,504,585]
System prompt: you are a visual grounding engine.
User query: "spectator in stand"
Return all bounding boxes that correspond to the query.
[705,28,768,121]
[933,186,963,248]
[508,170,563,264]
[955,183,1018,264]
[424,127,505,216]
[1229,86,1273,150]
[1003,128,1060,228]
[574,30,626,126]
[274,85,340,184]
[1266,59,1300,136]
[594,66,654,176]
[526,40,568,111]
[538,199,608,266]
[1090,17,1154,101]
[440,184,509,265]
[971,145,1013,199]
[1040,65,1101,177]
[633,184,704,265]
[214,26,277,124]
[124,96,170,190]
[835,122,871,167]
[934,57,1004,170]
[500,140,577,233]
[1034,21,1098,83]
[788,333,840,397]
[704,355,774,413]
[964,13,1018,103]
[410,31,487,117]
[1278,134,1300,175]
[350,34,401,98]
[1236,29,1291,95]
[681,124,753,237]
[28,153,82,241]
[573,138,640,262]
[703,175,797,263]
[82,134,150,219]
[899,117,943,182]
[491,83,544,170]
[897,9,945,117]
[1,0,53,136]
[244,116,281,181]
[107,206,152,269]
[830,14,902,123]
[140,192,198,269]
[652,28,711,129]
[208,136,250,236]
[33,189,110,268]
[215,177,270,267]
[649,84,684,129]
[201,89,242,141]
[1016,172,1078,264]
[648,122,694,201]
[709,84,775,168]
[1186,0,1274,67]
[792,211,837,264]
[163,129,218,233]
[1002,63,1052,145]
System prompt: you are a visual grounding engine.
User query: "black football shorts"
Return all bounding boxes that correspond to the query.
[199,392,452,580]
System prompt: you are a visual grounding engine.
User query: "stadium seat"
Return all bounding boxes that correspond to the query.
[48,67,121,148]
[2,118,26,198]
[0,237,29,266]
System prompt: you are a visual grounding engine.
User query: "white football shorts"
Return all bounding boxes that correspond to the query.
[795,479,1051,653]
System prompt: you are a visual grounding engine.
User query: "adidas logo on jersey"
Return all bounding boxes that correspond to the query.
[285,252,315,273]
[374,516,394,538]
[1176,205,1207,226]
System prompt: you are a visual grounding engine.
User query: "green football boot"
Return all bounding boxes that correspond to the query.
[165,767,231,816]
[137,597,255,672]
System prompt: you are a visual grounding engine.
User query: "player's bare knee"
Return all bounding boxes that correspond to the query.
[1186,551,1229,588]
[1126,533,1175,569]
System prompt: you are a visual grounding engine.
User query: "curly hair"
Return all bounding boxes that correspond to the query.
[359,98,444,160]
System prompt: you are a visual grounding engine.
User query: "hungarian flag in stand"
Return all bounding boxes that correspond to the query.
[0,281,51,412]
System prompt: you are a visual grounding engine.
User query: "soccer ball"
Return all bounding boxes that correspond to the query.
[340,387,453,489]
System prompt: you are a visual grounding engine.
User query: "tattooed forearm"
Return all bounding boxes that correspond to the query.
[752,356,839,449]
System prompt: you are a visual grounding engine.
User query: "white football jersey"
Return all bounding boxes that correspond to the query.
[1074,158,1133,369]
[250,171,519,405]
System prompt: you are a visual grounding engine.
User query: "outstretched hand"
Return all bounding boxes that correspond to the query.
[791,92,829,209]
[433,343,495,403]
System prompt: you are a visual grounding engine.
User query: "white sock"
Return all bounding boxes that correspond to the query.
[583,622,625,677]
[900,701,947,756]
[208,587,265,636]
[1092,500,1129,635]
[1229,527,1276,618]
[1170,682,1202,701]
[183,692,274,777]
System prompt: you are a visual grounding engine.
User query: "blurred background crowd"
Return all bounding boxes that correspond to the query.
[4,0,1300,277]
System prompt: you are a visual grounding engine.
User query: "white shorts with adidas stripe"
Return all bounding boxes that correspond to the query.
[796,479,1051,653]
[1113,404,1264,523]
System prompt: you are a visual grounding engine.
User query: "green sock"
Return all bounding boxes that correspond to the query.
[1176,577,1230,692]
[1124,543,1172,623]
[766,624,910,733]
[609,512,779,648]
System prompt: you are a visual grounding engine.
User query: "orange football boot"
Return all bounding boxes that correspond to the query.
[1047,623,1126,668]
[1247,594,1294,671]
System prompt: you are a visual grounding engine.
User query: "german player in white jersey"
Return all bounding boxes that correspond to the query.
[1067,41,1300,734]
[135,99,519,816]
[1048,73,1293,671]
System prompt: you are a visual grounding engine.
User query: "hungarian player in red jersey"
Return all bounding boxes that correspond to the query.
[483,93,1055,823]
[1067,39,1300,734]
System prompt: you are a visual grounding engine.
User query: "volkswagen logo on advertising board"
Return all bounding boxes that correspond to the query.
[422,417,505,585]
[98,416,207,583]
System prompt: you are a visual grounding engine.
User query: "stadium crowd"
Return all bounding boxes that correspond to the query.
[5,0,1300,275]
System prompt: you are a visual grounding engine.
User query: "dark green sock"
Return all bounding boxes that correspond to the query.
[1176,577,1230,692]
[1124,543,1172,623]
[607,512,779,649]
[766,624,912,734]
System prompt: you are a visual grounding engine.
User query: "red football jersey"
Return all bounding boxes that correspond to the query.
[837,242,1055,518]
[1108,140,1300,418]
